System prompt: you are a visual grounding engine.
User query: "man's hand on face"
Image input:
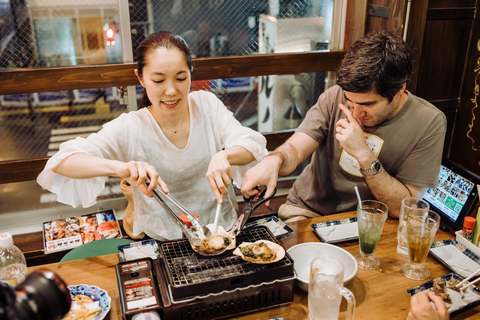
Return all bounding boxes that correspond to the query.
[335,104,373,163]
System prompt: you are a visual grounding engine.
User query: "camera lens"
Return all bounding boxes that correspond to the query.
[9,268,71,320]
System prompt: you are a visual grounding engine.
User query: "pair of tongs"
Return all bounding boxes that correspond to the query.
[147,181,211,242]
[230,187,277,235]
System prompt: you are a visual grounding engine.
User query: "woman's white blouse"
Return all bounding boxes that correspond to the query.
[37,91,268,240]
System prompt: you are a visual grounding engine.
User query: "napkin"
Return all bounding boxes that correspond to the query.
[316,222,359,242]
[430,244,480,277]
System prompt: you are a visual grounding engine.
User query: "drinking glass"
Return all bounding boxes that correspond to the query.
[355,200,389,270]
[308,256,355,320]
[397,197,429,257]
[401,210,440,280]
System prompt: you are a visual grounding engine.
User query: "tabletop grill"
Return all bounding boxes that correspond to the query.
[118,226,295,320]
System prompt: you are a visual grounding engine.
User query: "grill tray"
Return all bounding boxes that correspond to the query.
[158,226,294,300]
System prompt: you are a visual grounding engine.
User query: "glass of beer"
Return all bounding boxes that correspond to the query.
[308,256,355,320]
[355,200,389,270]
[397,198,429,257]
[401,210,440,280]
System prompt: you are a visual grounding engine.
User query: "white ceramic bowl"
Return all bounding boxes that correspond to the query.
[286,242,358,292]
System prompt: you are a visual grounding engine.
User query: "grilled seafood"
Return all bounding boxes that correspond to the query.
[233,240,285,264]
[192,224,236,256]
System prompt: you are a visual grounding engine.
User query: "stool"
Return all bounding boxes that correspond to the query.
[60,238,134,262]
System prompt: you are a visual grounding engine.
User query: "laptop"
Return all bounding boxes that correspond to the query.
[422,158,480,233]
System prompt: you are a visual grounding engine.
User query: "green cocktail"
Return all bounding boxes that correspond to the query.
[355,201,388,270]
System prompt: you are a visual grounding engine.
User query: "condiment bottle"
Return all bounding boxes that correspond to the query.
[463,216,476,241]
[0,233,28,287]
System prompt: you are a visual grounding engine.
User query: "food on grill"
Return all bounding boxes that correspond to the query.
[192,224,235,256]
[233,240,285,264]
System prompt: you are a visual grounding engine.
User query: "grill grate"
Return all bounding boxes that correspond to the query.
[159,226,294,300]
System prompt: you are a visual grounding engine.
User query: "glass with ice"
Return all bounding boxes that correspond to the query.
[397,197,429,257]
[308,256,355,320]
[401,209,440,280]
[355,200,388,270]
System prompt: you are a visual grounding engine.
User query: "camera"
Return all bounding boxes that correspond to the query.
[0,268,71,320]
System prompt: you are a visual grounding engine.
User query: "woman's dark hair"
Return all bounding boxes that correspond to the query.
[336,30,412,102]
[135,31,193,109]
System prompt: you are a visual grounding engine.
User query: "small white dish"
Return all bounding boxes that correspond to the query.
[407,273,480,317]
[244,215,293,238]
[430,239,480,278]
[311,218,359,243]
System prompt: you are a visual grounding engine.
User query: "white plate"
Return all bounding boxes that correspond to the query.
[430,239,480,278]
[67,284,111,320]
[407,273,480,317]
[311,218,359,243]
[244,215,293,238]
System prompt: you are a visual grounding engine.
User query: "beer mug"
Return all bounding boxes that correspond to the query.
[308,256,355,320]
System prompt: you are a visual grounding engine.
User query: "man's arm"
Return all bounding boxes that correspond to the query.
[241,132,319,198]
[336,104,427,218]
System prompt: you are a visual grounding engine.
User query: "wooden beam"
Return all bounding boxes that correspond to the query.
[0,51,346,95]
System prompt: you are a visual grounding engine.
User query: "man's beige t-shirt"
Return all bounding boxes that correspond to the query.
[287,85,447,215]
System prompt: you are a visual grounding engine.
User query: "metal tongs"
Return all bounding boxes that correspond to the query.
[230,187,277,235]
[147,181,209,246]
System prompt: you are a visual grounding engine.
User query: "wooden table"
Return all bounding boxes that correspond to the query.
[28,212,480,320]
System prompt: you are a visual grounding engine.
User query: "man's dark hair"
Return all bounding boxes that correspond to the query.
[336,30,412,102]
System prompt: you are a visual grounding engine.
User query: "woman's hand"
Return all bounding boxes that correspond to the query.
[407,292,449,320]
[206,151,232,203]
[116,161,168,197]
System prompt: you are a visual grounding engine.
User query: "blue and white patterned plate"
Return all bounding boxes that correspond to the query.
[67,284,111,320]
[430,239,480,278]
[244,215,293,238]
[407,273,480,317]
[311,218,359,243]
[118,239,159,262]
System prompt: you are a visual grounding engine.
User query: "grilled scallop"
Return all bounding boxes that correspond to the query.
[233,240,285,264]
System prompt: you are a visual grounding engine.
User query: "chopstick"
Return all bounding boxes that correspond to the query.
[456,266,480,291]
[459,276,480,291]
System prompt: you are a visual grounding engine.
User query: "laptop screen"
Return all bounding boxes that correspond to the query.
[422,158,479,233]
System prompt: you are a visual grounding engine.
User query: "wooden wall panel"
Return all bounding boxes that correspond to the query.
[450,3,480,174]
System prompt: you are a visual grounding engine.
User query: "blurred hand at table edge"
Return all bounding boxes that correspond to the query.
[407,291,449,320]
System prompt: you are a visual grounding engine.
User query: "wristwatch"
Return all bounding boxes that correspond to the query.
[359,159,382,176]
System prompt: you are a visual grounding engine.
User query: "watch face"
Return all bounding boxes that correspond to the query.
[373,161,382,171]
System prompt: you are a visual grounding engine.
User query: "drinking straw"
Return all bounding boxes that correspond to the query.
[354,186,362,209]
[421,211,427,237]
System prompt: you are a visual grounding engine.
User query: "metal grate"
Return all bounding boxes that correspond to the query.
[159,226,294,300]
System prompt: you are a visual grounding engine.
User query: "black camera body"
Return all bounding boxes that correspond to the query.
[0,268,71,320]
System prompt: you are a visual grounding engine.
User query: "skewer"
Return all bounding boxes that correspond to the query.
[456,266,480,289]
[459,275,480,291]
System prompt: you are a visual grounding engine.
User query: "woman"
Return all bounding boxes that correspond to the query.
[37,31,267,240]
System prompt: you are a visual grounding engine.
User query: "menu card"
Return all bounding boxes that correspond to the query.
[43,209,122,254]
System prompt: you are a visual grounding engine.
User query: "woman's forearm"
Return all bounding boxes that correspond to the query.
[53,153,124,179]
[223,145,256,166]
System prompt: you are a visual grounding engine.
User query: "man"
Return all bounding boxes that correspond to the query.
[241,30,446,220]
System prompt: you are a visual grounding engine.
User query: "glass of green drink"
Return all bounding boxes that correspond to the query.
[401,210,440,280]
[355,200,388,270]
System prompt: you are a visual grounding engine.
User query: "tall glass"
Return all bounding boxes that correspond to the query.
[308,256,355,320]
[397,198,429,257]
[355,200,389,270]
[401,210,440,280]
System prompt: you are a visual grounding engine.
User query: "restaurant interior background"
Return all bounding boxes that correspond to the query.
[1,0,480,252]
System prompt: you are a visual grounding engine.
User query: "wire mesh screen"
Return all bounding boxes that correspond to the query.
[0,0,334,214]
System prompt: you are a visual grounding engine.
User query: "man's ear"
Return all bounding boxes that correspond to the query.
[135,69,145,87]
